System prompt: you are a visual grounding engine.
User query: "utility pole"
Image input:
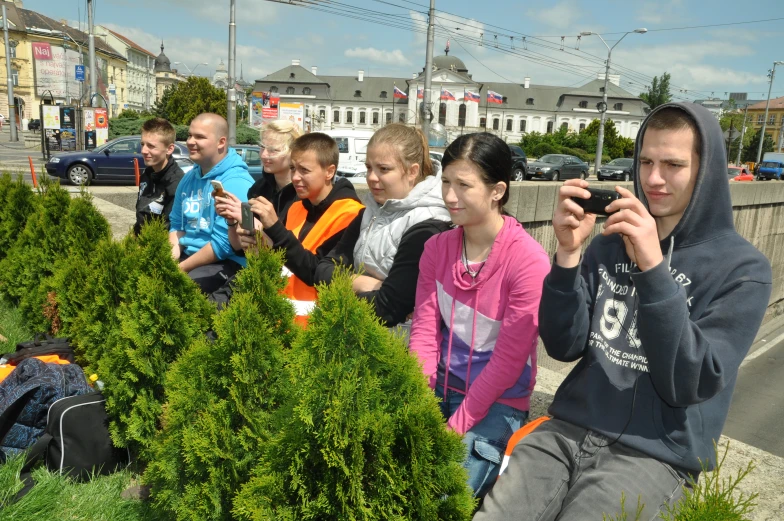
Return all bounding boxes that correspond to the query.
[736,103,748,165]
[3,4,17,142]
[87,0,97,106]
[145,55,150,111]
[421,0,435,140]
[227,0,237,145]
[756,61,783,164]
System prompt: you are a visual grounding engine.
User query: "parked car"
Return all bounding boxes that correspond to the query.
[728,166,752,181]
[757,161,784,181]
[509,145,529,181]
[597,158,634,182]
[27,119,41,132]
[232,145,262,180]
[176,157,195,175]
[336,161,367,178]
[45,135,190,186]
[525,154,589,181]
[321,129,373,164]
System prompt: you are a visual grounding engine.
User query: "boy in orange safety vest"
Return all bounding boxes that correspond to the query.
[245,133,363,324]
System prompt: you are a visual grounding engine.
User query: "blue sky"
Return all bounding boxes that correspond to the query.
[25,0,784,103]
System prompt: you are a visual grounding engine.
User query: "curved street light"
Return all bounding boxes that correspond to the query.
[580,28,647,175]
[173,61,209,77]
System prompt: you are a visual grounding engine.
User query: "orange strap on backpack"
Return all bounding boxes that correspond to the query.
[0,355,71,383]
[498,416,551,477]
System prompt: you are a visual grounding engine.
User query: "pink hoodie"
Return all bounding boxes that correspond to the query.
[409,216,550,435]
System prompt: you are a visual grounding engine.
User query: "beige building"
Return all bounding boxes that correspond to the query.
[0,0,127,124]
[95,25,156,113]
[748,96,784,152]
[154,42,186,104]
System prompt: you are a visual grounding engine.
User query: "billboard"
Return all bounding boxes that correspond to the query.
[33,41,109,103]
[279,102,304,131]
[250,91,280,128]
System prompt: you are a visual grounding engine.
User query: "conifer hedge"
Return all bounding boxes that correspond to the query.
[233,270,476,521]
[144,245,296,521]
[0,176,38,263]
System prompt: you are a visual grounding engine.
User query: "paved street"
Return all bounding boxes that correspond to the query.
[724,320,784,458]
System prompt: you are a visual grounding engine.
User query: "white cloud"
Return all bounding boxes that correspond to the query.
[637,0,683,25]
[143,0,279,28]
[344,47,411,66]
[527,1,583,31]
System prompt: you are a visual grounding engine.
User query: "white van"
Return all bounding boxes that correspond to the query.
[321,129,374,164]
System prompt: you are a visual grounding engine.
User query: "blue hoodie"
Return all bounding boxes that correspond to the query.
[539,103,772,475]
[169,148,254,266]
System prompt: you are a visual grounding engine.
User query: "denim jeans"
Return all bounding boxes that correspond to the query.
[435,385,528,498]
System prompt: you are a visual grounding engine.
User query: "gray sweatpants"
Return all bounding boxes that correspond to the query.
[474,418,688,521]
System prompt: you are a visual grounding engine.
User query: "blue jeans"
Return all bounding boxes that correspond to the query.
[435,385,528,498]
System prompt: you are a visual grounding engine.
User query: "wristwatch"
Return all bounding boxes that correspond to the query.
[227,219,239,227]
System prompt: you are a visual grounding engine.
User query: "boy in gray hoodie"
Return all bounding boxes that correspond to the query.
[476,103,772,520]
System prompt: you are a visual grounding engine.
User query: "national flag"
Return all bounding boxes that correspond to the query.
[488,90,504,104]
[393,85,408,99]
[417,87,424,99]
[440,88,456,101]
[465,90,481,103]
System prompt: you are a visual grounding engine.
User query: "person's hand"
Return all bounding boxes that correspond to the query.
[249,196,278,229]
[553,179,596,267]
[602,186,663,271]
[215,192,242,223]
[236,217,273,251]
[352,275,383,293]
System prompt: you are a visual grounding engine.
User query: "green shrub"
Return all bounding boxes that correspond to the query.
[233,270,475,521]
[532,143,560,158]
[560,147,590,163]
[0,179,71,330]
[660,441,757,521]
[144,244,295,521]
[0,177,38,264]
[236,125,260,145]
[46,191,112,334]
[109,117,153,139]
[97,220,214,453]
[174,125,189,142]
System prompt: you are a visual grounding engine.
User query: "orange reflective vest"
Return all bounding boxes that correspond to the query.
[282,197,363,326]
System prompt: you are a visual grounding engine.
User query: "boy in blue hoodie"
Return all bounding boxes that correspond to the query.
[169,113,254,293]
[476,104,772,520]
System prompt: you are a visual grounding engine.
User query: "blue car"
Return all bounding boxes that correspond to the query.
[45,135,191,186]
[232,145,262,181]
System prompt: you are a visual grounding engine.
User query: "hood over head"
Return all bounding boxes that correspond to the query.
[633,102,735,247]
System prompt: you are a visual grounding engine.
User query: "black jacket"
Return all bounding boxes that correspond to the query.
[264,177,361,286]
[315,210,451,327]
[247,171,298,216]
[134,157,184,235]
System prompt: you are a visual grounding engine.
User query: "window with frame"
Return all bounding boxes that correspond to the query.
[319,109,326,120]
[360,111,366,124]
[286,87,295,94]
[758,114,764,124]
[347,111,353,123]
[492,118,499,130]
[398,112,405,123]
[506,119,513,131]
[519,119,527,132]
[333,110,340,124]
[439,102,447,125]
[372,112,379,124]
[547,121,554,133]
[526,98,534,105]
[270,86,278,93]
[303,87,311,95]
[11,69,18,87]
[385,112,392,124]
[614,103,624,111]
[769,114,776,125]
[9,45,16,59]
[335,138,349,153]
[480,117,486,128]
[579,100,588,109]
[380,90,388,98]
[561,122,568,131]
[458,103,466,127]
[579,122,586,132]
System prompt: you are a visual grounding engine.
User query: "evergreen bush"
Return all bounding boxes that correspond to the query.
[233,270,475,521]
[0,179,71,331]
[532,143,560,159]
[96,220,214,452]
[46,191,112,335]
[144,244,296,521]
[0,177,38,264]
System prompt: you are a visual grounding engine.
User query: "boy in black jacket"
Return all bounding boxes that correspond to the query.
[476,104,772,520]
[134,118,184,236]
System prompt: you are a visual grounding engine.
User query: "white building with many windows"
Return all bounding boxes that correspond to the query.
[253,52,649,142]
[95,25,156,112]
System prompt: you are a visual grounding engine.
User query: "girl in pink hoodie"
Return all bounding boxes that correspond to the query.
[409,133,550,498]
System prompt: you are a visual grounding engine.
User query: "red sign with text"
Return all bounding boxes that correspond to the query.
[32,42,53,61]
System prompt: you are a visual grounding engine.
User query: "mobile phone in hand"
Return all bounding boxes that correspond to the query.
[210,180,226,199]
[240,202,255,232]
[572,188,621,216]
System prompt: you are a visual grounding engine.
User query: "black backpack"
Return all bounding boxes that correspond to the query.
[2,334,75,366]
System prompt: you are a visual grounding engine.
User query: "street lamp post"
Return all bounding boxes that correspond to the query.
[756,61,784,164]
[3,3,18,142]
[581,28,647,176]
[173,61,209,77]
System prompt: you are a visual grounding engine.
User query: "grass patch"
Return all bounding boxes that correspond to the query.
[0,455,155,521]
